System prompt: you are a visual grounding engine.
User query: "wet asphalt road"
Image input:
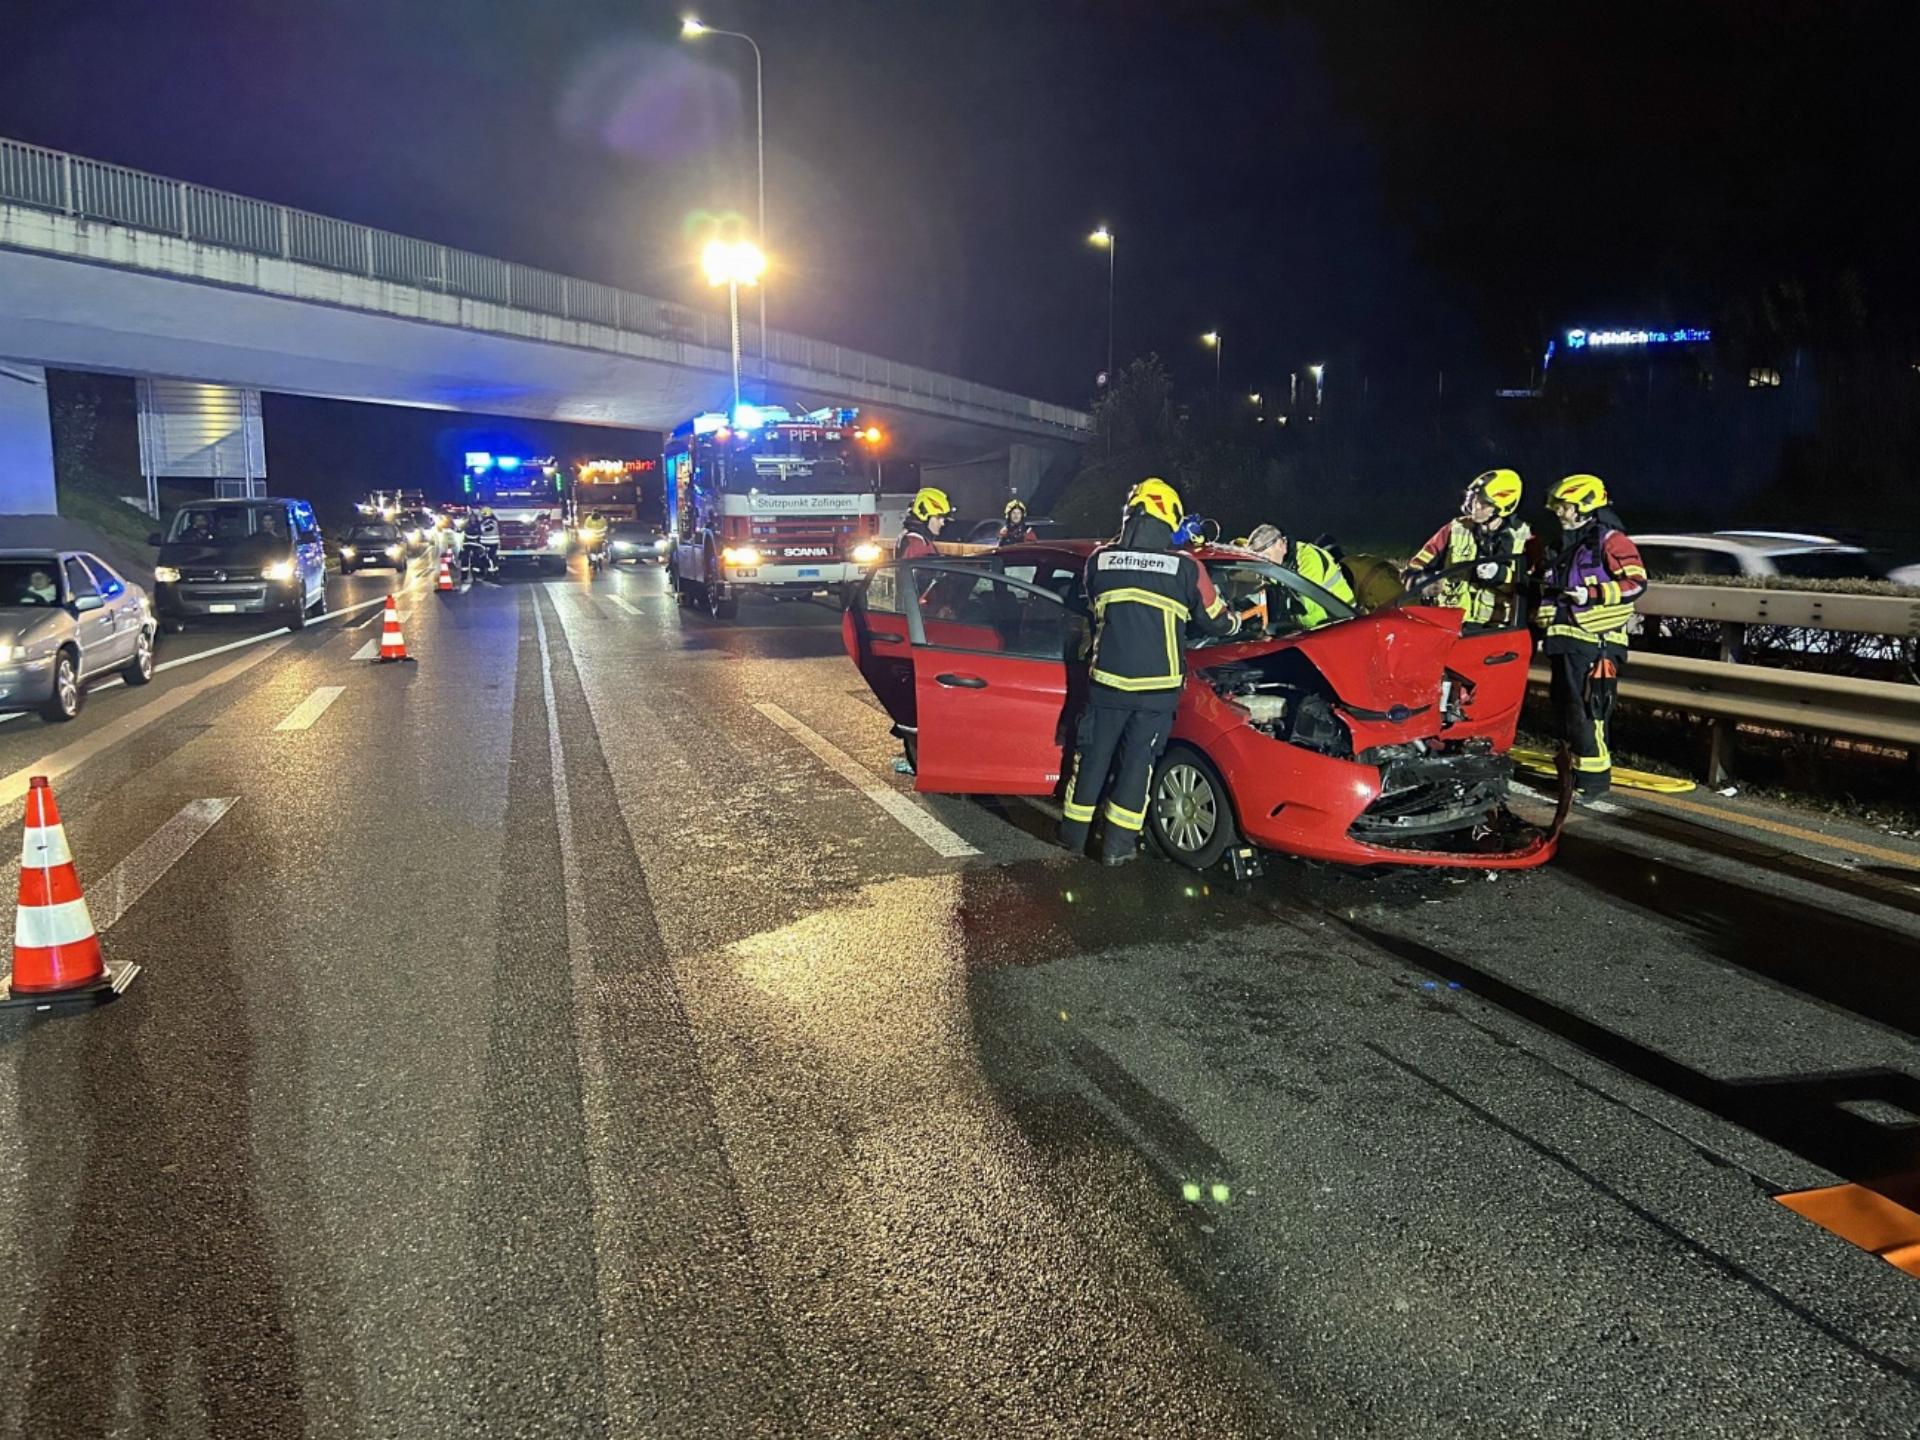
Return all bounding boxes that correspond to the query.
[1,555,1917,1438]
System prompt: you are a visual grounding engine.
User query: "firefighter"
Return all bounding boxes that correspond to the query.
[1406,469,1532,627]
[1536,474,1647,801]
[997,497,1037,547]
[1290,539,1357,629]
[1060,478,1238,865]
[896,487,952,559]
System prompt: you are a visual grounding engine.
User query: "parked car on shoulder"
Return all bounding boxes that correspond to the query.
[151,497,328,631]
[0,550,157,721]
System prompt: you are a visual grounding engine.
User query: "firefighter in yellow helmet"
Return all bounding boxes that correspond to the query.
[1060,478,1238,865]
[997,496,1037,547]
[896,487,952,559]
[1535,474,1647,801]
[1406,469,1533,627]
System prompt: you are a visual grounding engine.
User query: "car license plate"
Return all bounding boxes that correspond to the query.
[208,603,238,613]
[798,568,820,578]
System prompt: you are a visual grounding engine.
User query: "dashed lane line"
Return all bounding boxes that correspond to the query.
[607,595,643,617]
[753,702,979,859]
[0,639,291,809]
[274,685,347,732]
[1,796,238,934]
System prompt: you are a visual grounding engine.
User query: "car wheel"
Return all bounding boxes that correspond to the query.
[287,595,307,630]
[1148,744,1237,870]
[41,649,82,723]
[123,628,156,685]
[312,585,328,618]
[341,562,355,575]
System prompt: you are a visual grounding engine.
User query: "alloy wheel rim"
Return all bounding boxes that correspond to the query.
[58,660,77,714]
[1156,763,1217,853]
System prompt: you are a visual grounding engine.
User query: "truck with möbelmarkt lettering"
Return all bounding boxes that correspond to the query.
[664,403,889,619]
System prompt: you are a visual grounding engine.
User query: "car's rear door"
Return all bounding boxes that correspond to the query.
[906,562,1074,795]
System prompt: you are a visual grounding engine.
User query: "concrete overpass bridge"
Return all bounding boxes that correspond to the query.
[0,136,1089,516]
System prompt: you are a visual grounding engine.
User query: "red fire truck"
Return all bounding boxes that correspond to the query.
[664,404,888,618]
[462,452,571,574]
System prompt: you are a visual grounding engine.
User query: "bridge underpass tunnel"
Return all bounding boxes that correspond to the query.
[0,361,57,515]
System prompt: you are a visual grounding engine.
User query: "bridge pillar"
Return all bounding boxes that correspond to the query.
[0,362,58,516]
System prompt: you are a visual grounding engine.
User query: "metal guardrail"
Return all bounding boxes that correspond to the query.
[1527,581,1920,782]
[0,135,1091,438]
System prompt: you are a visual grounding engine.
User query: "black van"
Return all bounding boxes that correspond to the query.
[150,497,329,630]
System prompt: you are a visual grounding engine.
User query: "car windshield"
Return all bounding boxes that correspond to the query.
[1770,549,1889,581]
[1195,556,1358,644]
[348,525,400,541]
[166,505,287,547]
[0,560,63,607]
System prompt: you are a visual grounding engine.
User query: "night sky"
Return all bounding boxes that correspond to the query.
[3,0,1915,408]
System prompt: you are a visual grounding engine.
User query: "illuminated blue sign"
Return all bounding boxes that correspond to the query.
[465,451,494,471]
[496,455,521,471]
[1566,327,1711,350]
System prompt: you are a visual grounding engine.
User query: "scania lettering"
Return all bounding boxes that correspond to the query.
[664,404,888,620]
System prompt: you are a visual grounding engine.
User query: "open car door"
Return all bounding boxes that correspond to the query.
[1395,560,1534,750]
[904,561,1078,795]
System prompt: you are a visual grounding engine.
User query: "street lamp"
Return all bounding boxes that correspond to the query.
[703,238,766,418]
[1309,363,1326,411]
[1087,226,1115,384]
[1201,331,1221,390]
[683,18,767,366]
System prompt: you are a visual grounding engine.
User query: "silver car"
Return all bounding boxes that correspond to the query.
[0,550,157,721]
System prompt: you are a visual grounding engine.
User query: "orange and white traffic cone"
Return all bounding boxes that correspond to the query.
[436,551,454,593]
[376,595,414,664]
[2,776,138,1010]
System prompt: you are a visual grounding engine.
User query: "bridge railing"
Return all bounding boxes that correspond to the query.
[0,135,1090,437]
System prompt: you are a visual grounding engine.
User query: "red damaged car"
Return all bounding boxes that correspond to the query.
[842,540,1564,870]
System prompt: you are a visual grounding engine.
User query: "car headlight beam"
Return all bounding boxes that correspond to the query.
[720,545,761,567]
[154,565,181,583]
[263,560,296,582]
[851,541,883,565]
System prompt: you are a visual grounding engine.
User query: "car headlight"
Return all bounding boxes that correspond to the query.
[721,545,761,567]
[612,541,634,552]
[339,546,356,559]
[547,531,569,549]
[654,538,671,551]
[851,541,883,565]
[153,565,181,583]
[264,560,296,582]
[0,644,17,663]
[385,544,403,559]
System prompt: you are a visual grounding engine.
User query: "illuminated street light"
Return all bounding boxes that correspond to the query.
[1309,363,1326,411]
[683,18,767,367]
[703,239,766,417]
[1087,226,1116,385]
[1201,331,1221,390]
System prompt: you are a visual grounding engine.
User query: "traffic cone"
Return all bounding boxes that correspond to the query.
[376,595,414,664]
[436,551,454,592]
[3,776,139,1010]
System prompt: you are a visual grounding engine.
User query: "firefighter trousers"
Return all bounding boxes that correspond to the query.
[1058,692,1175,858]
[1549,647,1623,795]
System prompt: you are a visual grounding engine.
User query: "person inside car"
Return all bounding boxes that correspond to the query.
[22,566,59,605]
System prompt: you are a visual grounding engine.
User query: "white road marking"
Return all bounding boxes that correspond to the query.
[0,639,290,809]
[274,685,346,732]
[85,797,238,931]
[351,639,380,661]
[753,702,979,859]
[529,597,642,1434]
[608,595,643,617]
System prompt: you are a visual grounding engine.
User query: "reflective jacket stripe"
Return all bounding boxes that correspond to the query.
[1094,588,1190,621]
[1089,667,1183,692]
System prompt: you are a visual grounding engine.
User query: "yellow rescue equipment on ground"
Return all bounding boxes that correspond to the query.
[1510,747,1697,794]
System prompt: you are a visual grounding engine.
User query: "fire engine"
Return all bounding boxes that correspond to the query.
[462,452,571,574]
[574,458,656,526]
[664,404,888,618]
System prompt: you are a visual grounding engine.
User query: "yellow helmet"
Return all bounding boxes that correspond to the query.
[1124,477,1184,529]
[1466,468,1524,518]
[1003,497,1028,519]
[1293,541,1339,588]
[1548,474,1609,515]
[910,487,953,523]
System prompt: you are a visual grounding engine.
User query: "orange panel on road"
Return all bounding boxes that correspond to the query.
[1777,1184,1920,1278]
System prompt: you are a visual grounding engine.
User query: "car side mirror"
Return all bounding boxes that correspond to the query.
[72,594,105,613]
[148,532,164,547]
